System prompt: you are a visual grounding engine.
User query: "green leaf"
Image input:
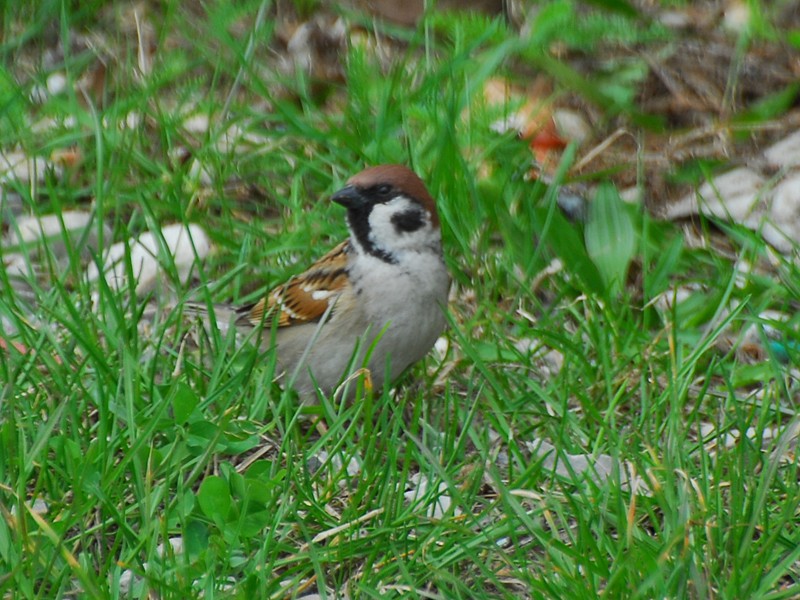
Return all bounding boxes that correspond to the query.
[243,479,277,505]
[197,476,232,523]
[239,511,272,538]
[172,381,200,425]
[585,0,639,18]
[539,206,605,295]
[730,362,780,387]
[734,83,800,125]
[472,341,527,363]
[646,233,683,299]
[244,461,283,504]
[187,421,220,449]
[243,460,275,479]
[0,66,26,137]
[219,433,261,455]
[585,183,637,296]
[176,491,196,521]
[183,520,210,561]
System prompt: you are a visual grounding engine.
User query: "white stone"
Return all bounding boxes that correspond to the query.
[764,131,800,170]
[665,168,766,222]
[86,224,211,296]
[47,72,68,96]
[553,109,591,145]
[765,173,800,252]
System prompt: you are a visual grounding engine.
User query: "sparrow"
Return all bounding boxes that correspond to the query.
[189,164,450,399]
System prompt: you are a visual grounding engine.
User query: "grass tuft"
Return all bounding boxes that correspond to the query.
[1,1,799,598]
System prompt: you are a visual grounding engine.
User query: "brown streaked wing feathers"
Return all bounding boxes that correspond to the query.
[237,241,350,329]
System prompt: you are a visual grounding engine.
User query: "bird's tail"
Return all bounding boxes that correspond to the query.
[177,300,252,339]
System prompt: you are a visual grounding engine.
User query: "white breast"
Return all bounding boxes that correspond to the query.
[349,248,450,382]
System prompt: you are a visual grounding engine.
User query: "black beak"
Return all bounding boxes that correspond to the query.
[331,185,366,209]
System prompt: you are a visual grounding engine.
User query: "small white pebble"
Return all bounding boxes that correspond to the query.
[658,10,692,28]
[618,186,642,204]
[10,498,48,517]
[47,72,68,96]
[4,211,93,246]
[86,223,211,296]
[723,1,751,33]
[553,109,591,145]
[433,336,449,359]
[404,473,458,519]
[489,113,527,135]
[764,173,800,253]
[156,537,183,557]
[0,152,61,184]
[665,167,765,223]
[183,113,211,134]
[764,131,800,169]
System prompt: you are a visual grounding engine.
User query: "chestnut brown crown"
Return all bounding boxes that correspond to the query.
[344,164,439,227]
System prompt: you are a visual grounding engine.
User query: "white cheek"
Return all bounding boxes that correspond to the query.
[369,196,424,244]
[368,201,404,243]
[365,196,441,255]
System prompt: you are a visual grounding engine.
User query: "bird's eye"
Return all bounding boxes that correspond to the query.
[376,184,392,196]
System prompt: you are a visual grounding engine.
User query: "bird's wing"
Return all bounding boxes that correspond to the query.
[238,240,350,328]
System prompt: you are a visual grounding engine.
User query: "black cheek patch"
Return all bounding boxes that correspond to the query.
[347,207,397,264]
[391,210,425,233]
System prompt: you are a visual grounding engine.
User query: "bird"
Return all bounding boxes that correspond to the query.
[187,164,450,400]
